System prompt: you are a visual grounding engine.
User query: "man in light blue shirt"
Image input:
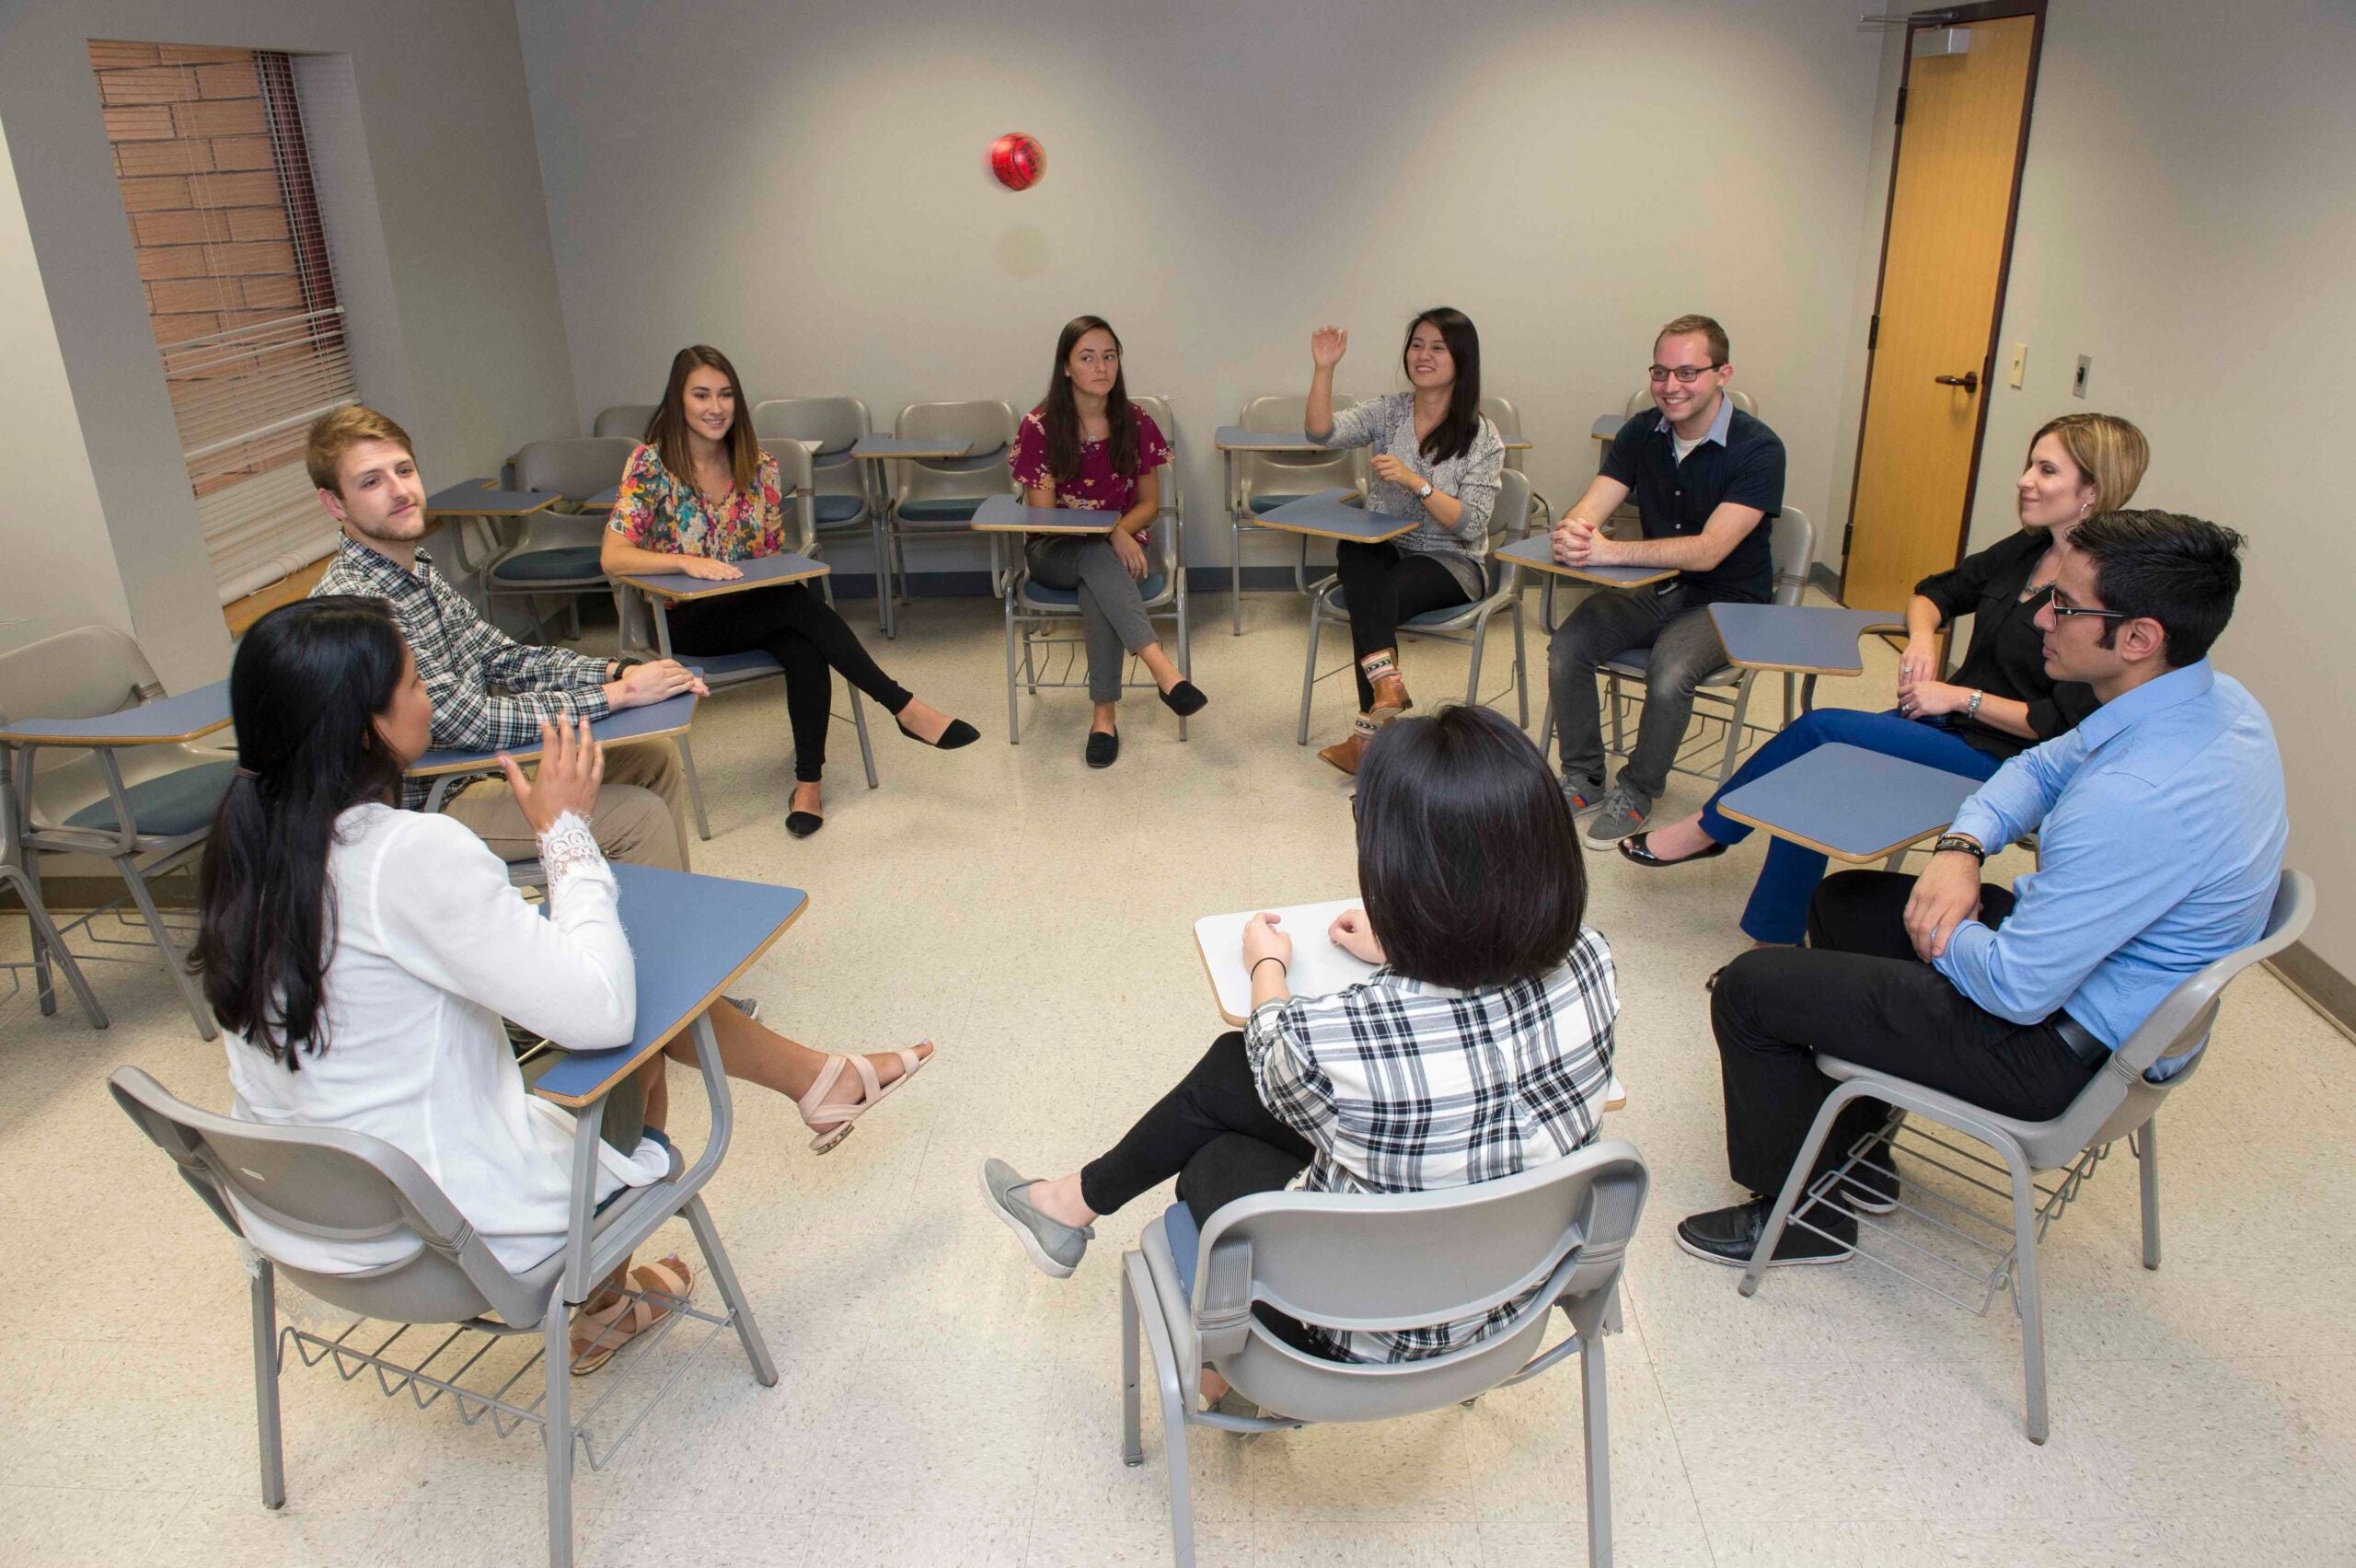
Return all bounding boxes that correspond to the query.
[1680,511,2284,1270]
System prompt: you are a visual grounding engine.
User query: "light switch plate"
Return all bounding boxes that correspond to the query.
[2008,343,2027,388]
[2073,355,2092,398]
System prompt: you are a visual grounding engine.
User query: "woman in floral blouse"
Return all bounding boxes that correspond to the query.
[1013,315,1207,768]
[600,345,976,836]
[1303,308,1507,776]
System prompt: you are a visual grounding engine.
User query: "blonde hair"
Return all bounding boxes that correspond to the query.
[2029,412,2148,516]
[306,404,415,495]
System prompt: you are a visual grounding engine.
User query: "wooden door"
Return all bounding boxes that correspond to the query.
[1843,8,2043,612]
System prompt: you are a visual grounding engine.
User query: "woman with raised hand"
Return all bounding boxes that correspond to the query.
[1012,315,1206,767]
[1621,412,2150,956]
[981,706,1615,1398]
[1302,308,1507,775]
[197,599,934,1368]
[600,344,977,837]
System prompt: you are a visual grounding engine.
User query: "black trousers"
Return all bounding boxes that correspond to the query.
[1080,1030,1325,1359]
[1712,870,2102,1199]
[667,582,913,783]
[1331,541,1472,710]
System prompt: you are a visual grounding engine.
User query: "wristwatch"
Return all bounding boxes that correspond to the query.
[609,655,644,677]
[1965,689,1984,720]
[1933,834,1986,862]
[1415,480,1434,500]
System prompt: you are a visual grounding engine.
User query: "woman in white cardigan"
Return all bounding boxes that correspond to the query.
[194,597,932,1368]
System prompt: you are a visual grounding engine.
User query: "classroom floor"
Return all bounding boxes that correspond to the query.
[5,588,2351,1567]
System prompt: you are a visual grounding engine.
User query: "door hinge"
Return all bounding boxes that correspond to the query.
[1896,86,1908,125]
[1868,314,1879,352]
[1842,523,1855,558]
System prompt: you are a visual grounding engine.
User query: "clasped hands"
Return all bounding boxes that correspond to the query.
[1895,637,1970,721]
[1550,515,1624,568]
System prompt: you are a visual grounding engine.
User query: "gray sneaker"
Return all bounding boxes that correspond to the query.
[725,995,759,1021]
[980,1159,1094,1278]
[1563,776,1608,816]
[1582,784,1652,847]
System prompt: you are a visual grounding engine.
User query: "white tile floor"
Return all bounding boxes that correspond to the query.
[5,589,2351,1567]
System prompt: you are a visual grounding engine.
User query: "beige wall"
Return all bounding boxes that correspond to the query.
[515,0,1888,582]
[0,0,580,682]
[1920,1,2355,975]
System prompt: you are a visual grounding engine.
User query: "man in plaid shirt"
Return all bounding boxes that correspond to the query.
[306,405,706,869]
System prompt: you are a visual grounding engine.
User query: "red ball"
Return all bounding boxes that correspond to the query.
[989,133,1045,191]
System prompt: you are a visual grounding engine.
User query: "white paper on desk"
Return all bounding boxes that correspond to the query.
[1195,899,1372,1024]
[1193,897,1629,1110]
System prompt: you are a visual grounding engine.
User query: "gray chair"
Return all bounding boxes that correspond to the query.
[1741,869,2314,1445]
[591,403,657,440]
[110,1032,777,1568]
[880,399,1018,639]
[751,398,880,621]
[0,628,233,1037]
[610,439,877,838]
[1478,395,1547,515]
[1226,394,1365,635]
[1538,506,1815,789]
[0,744,106,1029]
[999,394,1192,744]
[1295,469,1538,744]
[467,437,640,642]
[1123,1139,1648,1567]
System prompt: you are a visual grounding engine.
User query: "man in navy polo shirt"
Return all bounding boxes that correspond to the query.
[1546,315,1786,846]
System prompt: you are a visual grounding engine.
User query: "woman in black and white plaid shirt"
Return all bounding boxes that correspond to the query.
[984,706,1617,1369]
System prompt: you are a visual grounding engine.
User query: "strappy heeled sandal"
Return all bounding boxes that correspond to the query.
[798,1042,934,1154]
[570,1255,692,1376]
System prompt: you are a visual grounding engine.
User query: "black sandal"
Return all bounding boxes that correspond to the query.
[1618,831,1728,868]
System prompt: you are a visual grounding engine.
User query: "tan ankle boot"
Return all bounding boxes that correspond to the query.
[1317,731,1369,775]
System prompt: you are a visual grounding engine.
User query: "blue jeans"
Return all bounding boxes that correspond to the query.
[1698,708,2001,943]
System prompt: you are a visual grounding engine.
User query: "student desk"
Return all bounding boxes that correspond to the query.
[406,689,702,811]
[1194,898,1626,1110]
[1253,489,1415,545]
[970,494,1115,535]
[1494,534,1677,591]
[0,680,230,747]
[1715,741,1983,866]
[1213,429,1363,635]
[1707,602,1906,716]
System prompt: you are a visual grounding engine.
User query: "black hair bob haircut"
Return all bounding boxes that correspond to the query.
[1354,704,1588,989]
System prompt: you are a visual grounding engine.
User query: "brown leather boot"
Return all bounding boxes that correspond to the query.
[1317,730,1369,775]
[1369,671,1412,719]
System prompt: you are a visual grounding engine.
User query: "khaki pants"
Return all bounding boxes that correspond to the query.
[442,738,691,870]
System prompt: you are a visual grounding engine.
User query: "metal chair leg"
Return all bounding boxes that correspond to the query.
[1739,1084,1860,1298]
[684,1192,779,1386]
[1120,1258,1146,1467]
[847,684,878,790]
[1512,602,1530,729]
[542,1281,575,1568]
[2007,1151,2050,1445]
[2136,1117,2163,1270]
[1718,673,1757,784]
[1297,602,1323,746]
[1003,594,1022,744]
[251,1256,286,1509]
[1581,1327,1613,1568]
[6,862,106,1028]
[676,734,714,841]
[118,856,215,1039]
[1230,518,1245,636]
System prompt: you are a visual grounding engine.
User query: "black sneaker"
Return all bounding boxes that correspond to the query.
[1676,1195,1856,1269]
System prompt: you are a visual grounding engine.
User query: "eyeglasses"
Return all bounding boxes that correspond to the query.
[1648,363,1724,384]
[2046,592,2131,621]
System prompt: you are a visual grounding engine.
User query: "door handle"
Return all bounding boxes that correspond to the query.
[1934,371,1981,392]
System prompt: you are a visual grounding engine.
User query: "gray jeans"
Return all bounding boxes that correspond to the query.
[1547,585,1731,802]
[1026,536,1157,702]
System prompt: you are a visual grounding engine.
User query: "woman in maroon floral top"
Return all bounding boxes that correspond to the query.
[601,345,976,837]
[1014,316,1207,768]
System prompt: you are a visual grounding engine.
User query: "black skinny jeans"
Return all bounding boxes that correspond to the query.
[1711,870,2100,1201]
[1080,1030,1326,1359]
[1331,541,1472,710]
[666,582,912,783]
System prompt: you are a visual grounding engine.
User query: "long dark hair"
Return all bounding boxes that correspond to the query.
[644,344,762,494]
[191,596,410,1068]
[1041,315,1139,482]
[1355,705,1587,989]
[1403,306,1482,467]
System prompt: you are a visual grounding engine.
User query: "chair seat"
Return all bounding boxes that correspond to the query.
[491,545,606,584]
[895,498,985,525]
[813,494,868,527]
[686,649,785,685]
[1601,646,1740,686]
[1243,494,1319,518]
[1022,572,1168,607]
[1324,585,1479,628]
[64,758,237,837]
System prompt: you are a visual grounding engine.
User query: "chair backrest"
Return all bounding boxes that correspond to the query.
[514,436,640,508]
[1236,394,1361,507]
[1491,467,1536,555]
[2046,869,2315,1160]
[769,438,818,554]
[1128,394,1184,577]
[1191,1140,1647,1420]
[1477,394,1525,478]
[1768,505,1814,606]
[0,626,156,728]
[895,400,1018,507]
[1621,386,1757,420]
[107,1066,553,1329]
[592,403,658,441]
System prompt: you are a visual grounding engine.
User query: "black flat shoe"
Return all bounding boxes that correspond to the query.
[1675,1195,1855,1269]
[1619,831,1728,869]
[1158,680,1207,718]
[1085,729,1120,768]
[785,810,825,838]
[896,716,980,750]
